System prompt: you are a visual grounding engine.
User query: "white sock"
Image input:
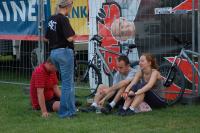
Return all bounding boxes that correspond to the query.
[130,107,135,111]
[123,106,127,110]
[109,101,116,108]
[91,102,97,107]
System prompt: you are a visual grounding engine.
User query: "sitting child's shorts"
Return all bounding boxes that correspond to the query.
[131,80,146,92]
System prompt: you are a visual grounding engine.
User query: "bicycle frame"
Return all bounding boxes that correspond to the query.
[174,48,200,78]
[164,47,200,88]
[89,45,123,78]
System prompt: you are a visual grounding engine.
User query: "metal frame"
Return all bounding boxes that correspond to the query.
[38,0,45,64]
[180,49,200,77]
[198,0,200,96]
[89,42,123,78]
[173,48,200,95]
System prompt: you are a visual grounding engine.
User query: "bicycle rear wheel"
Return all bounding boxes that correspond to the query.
[159,63,185,105]
[75,61,102,97]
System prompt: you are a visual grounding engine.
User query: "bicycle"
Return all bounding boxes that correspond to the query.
[31,48,39,69]
[75,34,139,97]
[159,37,200,105]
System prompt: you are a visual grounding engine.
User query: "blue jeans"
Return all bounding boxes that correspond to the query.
[50,48,76,118]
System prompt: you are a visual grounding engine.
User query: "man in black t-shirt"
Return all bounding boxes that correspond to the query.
[45,0,76,118]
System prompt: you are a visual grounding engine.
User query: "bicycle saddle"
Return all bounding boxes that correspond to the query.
[128,44,137,49]
[90,35,103,44]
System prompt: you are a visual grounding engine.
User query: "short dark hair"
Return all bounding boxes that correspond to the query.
[117,55,130,65]
[46,57,54,64]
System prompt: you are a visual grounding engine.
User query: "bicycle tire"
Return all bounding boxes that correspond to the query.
[30,48,39,69]
[159,63,185,105]
[75,61,102,97]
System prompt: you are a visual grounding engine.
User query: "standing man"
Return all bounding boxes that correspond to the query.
[30,58,61,118]
[45,0,76,118]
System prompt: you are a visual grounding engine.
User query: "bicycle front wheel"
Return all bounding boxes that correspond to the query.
[159,63,185,105]
[75,61,102,97]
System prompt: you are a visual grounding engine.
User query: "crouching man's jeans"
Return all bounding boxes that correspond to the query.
[50,48,76,118]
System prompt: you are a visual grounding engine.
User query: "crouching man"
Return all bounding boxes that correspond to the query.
[30,58,61,118]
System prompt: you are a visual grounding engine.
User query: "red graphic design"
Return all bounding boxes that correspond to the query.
[161,77,193,100]
[172,0,198,11]
[97,2,121,71]
[165,57,199,96]
[166,57,198,85]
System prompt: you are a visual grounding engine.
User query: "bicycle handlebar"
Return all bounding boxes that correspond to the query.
[90,34,103,44]
[173,36,191,49]
[122,43,137,49]
[90,35,137,49]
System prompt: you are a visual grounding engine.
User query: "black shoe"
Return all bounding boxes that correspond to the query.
[75,100,82,107]
[117,107,127,116]
[100,104,112,114]
[79,106,96,113]
[124,108,135,116]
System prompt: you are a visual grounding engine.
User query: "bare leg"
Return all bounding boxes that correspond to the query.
[123,97,134,109]
[93,84,108,104]
[130,93,145,108]
[53,101,60,112]
[121,90,135,109]
[112,87,126,103]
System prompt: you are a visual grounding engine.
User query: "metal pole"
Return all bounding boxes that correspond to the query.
[38,0,41,64]
[198,0,200,96]
[38,0,45,64]
[41,0,45,62]
[192,0,196,95]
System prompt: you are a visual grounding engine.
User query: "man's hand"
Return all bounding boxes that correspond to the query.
[42,112,50,118]
[128,91,135,98]
[37,88,48,117]
[121,92,128,99]
[67,35,75,42]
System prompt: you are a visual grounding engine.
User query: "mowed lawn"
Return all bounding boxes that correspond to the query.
[0,84,200,133]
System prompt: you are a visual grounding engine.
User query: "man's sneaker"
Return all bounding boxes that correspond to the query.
[117,107,127,116]
[124,108,135,116]
[79,106,96,113]
[100,104,112,114]
[75,100,82,107]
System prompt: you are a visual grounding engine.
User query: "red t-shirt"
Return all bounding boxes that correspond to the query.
[30,63,58,109]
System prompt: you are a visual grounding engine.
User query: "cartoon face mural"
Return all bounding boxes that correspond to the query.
[111,17,135,41]
[96,0,140,71]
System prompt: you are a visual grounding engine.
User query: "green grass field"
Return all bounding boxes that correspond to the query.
[0,84,200,133]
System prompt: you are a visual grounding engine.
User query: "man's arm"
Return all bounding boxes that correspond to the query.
[124,71,141,93]
[37,88,49,117]
[100,79,132,95]
[99,90,116,106]
[110,79,132,92]
[61,17,75,42]
[66,36,75,42]
[53,85,61,98]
